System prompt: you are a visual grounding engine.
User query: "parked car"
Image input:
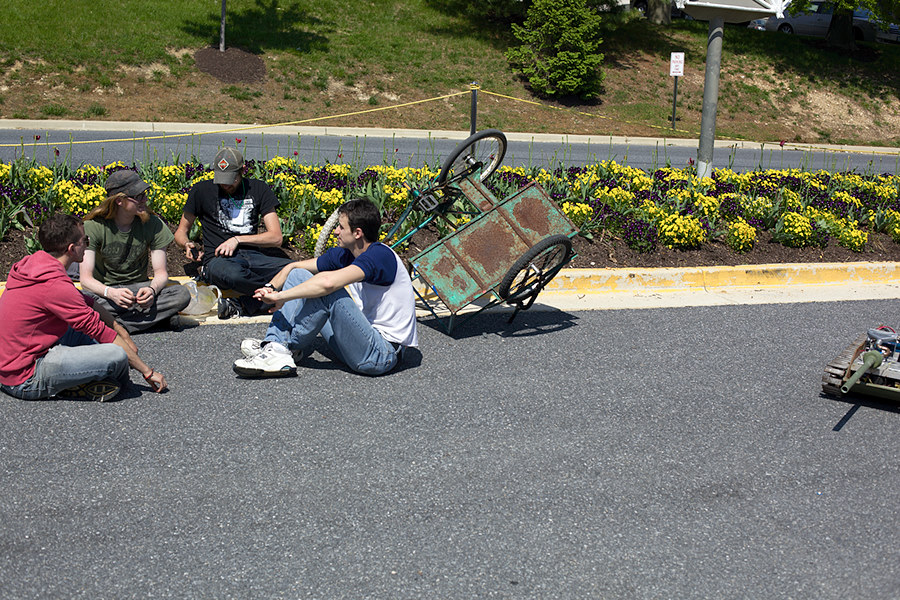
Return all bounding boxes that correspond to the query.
[748,17,769,30]
[765,2,878,41]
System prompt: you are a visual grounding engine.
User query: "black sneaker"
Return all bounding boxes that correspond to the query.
[57,380,121,402]
[217,297,243,320]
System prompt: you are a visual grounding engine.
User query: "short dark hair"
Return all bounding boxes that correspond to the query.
[38,213,83,255]
[339,199,381,243]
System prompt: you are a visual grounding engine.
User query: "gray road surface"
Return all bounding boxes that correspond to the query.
[2,122,898,174]
[1,300,898,598]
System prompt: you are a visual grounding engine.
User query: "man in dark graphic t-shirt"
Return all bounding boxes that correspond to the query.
[174,148,291,319]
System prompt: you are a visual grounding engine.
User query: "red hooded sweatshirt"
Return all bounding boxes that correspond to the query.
[0,251,117,386]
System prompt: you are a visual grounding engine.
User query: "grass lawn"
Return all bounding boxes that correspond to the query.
[0,1,898,146]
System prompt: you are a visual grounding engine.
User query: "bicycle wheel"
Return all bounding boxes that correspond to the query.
[437,129,507,186]
[314,208,342,257]
[498,235,573,305]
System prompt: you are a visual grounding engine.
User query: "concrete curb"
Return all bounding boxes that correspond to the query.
[544,262,900,294]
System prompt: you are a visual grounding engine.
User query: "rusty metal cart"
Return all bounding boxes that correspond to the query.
[316,129,579,332]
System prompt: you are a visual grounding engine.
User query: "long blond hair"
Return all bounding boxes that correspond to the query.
[84,192,152,224]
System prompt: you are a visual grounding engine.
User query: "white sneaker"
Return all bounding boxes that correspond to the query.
[233,342,297,378]
[240,337,264,358]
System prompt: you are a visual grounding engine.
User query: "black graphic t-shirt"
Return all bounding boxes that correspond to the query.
[184,178,280,264]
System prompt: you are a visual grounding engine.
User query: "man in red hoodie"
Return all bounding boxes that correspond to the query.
[0,213,168,401]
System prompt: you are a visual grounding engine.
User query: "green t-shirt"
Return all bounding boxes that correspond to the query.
[84,216,174,285]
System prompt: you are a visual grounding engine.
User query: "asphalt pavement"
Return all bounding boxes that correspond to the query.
[1,119,898,597]
[2,119,899,173]
[1,299,898,598]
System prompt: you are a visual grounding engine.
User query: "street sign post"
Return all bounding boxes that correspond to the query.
[674,0,788,177]
[670,52,685,130]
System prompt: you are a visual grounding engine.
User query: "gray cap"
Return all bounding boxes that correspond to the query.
[104,170,150,197]
[212,148,244,184]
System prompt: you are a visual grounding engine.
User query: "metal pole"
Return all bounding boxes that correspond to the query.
[469,82,479,136]
[697,17,724,178]
[219,0,227,52]
[671,76,679,130]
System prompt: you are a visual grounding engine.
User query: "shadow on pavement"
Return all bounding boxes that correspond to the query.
[418,307,579,340]
[824,394,900,431]
[294,337,424,376]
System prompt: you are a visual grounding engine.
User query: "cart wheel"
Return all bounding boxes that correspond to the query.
[437,129,507,186]
[314,208,342,257]
[498,235,573,305]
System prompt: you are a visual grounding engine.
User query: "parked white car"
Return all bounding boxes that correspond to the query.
[765,1,878,41]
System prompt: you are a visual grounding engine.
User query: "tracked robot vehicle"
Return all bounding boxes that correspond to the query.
[822,327,900,401]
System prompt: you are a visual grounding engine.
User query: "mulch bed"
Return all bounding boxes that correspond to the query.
[194,46,266,84]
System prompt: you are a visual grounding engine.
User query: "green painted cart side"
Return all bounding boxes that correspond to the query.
[410,180,578,317]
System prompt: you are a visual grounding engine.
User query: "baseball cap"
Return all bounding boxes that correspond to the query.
[212,148,244,184]
[104,170,150,197]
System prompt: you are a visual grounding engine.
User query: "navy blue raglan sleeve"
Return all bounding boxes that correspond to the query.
[350,244,397,286]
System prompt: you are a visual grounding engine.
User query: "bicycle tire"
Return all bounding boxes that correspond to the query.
[437,129,507,186]
[498,235,573,305]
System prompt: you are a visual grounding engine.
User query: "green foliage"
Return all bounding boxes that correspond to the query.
[40,104,67,117]
[0,197,27,241]
[505,0,605,99]
[430,0,531,23]
[222,86,263,101]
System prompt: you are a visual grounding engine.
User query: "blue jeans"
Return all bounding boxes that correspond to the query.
[0,329,129,400]
[265,268,400,376]
[205,248,291,315]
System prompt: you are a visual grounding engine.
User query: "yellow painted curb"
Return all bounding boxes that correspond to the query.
[543,262,900,294]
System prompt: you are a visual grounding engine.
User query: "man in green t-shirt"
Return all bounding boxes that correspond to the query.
[79,170,192,333]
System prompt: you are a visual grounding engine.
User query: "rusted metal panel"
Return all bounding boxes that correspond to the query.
[410,182,577,314]
[499,184,577,243]
[456,177,499,212]
[413,248,481,312]
[412,209,528,312]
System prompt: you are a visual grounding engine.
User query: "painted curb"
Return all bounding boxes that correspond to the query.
[543,262,900,294]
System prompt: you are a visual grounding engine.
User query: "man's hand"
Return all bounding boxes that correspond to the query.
[107,287,136,309]
[253,286,284,312]
[135,286,155,308]
[184,241,203,261]
[144,369,168,393]
[215,237,240,257]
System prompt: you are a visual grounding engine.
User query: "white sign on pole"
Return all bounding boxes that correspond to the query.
[670,52,685,77]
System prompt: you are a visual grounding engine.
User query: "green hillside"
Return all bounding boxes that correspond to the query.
[0,0,898,146]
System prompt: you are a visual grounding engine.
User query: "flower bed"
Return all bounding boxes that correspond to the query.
[1,157,899,268]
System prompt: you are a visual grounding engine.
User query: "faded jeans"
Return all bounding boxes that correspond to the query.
[0,328,129,400]
[264,268,400,375]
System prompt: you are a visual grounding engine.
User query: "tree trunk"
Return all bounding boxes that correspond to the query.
[647,0,672,24]
[825,8,855,50]
[219,0,227,52]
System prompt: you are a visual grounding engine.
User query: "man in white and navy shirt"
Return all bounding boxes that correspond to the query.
[233,199,418,377]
